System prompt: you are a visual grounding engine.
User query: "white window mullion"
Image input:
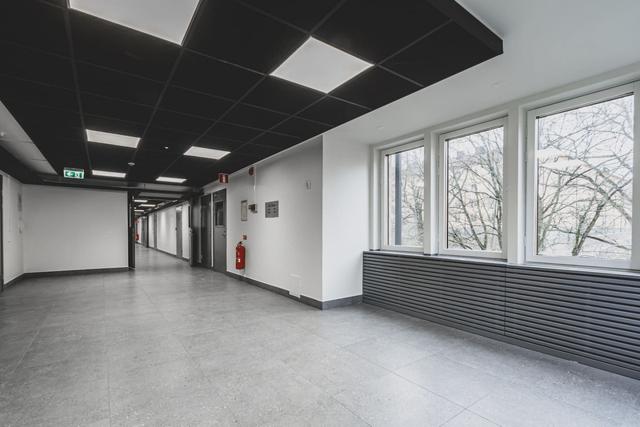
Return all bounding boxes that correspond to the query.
[631,82,640,269]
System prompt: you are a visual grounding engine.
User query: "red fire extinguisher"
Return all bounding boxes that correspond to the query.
[235,241,246,270]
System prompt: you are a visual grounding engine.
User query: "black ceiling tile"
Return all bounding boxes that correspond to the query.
[224,104,288,130]
[34,138,88,172]
[143,127,200,152]
[0,42,74,89]
[163,156,217,180]
[69,11,180,82]
[331,67,420,109]
[253,132,301,149]
[383,22,498,86]
[298,97,369,126]
[151,109,214,134]
[0,2,69,55]
[83,115,146,138]
[239,0,342,31]
[243,77,323,114]
[232,143,281,160]
[172,50,262,100]
[128,147,179,181]
[272,117,331,139]
[81,94,154,124]
[76,62,164,106]
[159,86,233,120]
[0,78,78,111]
[314,0,448,63]
[206,122,262,142]
[6,103,82,133]
[88,144,135,172]
[186,0,307,73]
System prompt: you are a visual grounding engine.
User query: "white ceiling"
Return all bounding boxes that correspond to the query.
[328,0,640,145]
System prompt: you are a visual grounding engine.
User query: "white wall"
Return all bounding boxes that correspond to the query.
[223,140,323,301]
[1,171,24,283]
[321,137,369,301]
[22,185,128,273]
[156,206,176,255]
[148,213,155,248]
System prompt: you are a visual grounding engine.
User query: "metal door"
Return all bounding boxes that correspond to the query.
[200,194,212,267]
[176,208,183,258]
[212,190,227,272]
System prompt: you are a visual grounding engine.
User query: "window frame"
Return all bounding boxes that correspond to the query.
[380,138,426,252]
[525,83,640,270]
[437,117,508,259]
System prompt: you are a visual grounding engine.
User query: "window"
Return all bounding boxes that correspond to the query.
[527,85,637,268]
[439,119,506,257]
[382,141,425,250]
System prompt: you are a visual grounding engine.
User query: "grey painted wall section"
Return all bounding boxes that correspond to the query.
[363,251,640,380]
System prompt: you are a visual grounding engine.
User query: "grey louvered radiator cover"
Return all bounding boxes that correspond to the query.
[363,251,640,379]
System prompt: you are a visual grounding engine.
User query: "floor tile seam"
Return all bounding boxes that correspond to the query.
[438,408,500,427]
[386,370,470,411]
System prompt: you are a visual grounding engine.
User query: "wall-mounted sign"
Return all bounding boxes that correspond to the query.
[218,173,229,184]
[240,200,248,221]
[265,201,279,218]
[63,168,84,179]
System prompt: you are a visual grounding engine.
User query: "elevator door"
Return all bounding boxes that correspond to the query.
[176,208,183,259]
[213,190,227,272]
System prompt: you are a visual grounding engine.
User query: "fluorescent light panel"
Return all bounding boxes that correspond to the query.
[133,199,148,203]
[92,170,126,178]
[156,176,186,184]
[86,129,140,148]
[69,0,200,45]
[139,204,156,207]
[184,146,230,160]
[271,37,372,93]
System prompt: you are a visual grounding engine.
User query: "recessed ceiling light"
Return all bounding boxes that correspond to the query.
[271,37,372,93]
[86,129,140,148]
[128,162,136,166]
[134,209,144,212]
[68,0,200,45]
[92,170,126,178]
[134,199,148,203]
[139,203,156,207]
[184,146,230,160]
[156,176,186,184]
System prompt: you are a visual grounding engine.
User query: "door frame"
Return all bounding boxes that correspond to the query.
[212,189,227,273]
[0,178,4,292]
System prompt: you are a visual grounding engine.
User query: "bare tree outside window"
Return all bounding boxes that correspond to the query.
[387,146,424,247]
[446,127,504,252]
[535,95,634,260]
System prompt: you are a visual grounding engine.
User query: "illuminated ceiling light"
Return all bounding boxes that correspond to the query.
[139,203,156,207]
[69,0,200,45]
[134,209,144,212]
[92,169,126,178]
[156,176,186,184]
[86,129,140,148]
[133,199,148,203]
[184,146,230,160]
[271,37,372,93]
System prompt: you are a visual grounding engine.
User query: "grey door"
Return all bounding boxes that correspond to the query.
[200,194,212,267]
[153,213,158,249]
[141,217,148,247]
[213,190,227,272]
[176,208,183,259]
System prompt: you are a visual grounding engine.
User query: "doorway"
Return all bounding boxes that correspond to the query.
[176,208,183,259]
[200,194,212,267]
[212,190,227,272]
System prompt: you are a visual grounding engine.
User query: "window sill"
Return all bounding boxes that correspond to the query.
[366,250,640,278]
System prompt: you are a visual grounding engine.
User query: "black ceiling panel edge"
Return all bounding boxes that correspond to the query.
[426,0,503,53]
[0,146,40,184]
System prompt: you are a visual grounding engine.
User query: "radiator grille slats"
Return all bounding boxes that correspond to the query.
[363,251,640,379]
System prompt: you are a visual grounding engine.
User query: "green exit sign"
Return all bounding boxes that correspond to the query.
[63,168,84,179]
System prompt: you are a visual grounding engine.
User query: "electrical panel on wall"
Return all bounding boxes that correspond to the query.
[265,201,279,218]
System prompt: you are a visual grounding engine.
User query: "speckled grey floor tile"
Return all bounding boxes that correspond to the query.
[1,246,639,426]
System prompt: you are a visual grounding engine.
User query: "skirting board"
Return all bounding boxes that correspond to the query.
[2,267,130,290]
[147,245,189,262]
[225,271,362,310]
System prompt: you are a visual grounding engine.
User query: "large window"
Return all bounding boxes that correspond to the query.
[439,119,506,257]
[527,86,637,268]
[382,142,424,250]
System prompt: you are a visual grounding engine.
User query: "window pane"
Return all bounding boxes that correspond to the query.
[387,146,424,247]
[447,127,504,252]
[536,95,634,260]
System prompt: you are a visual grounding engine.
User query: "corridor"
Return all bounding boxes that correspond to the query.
[0,246,638,426]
